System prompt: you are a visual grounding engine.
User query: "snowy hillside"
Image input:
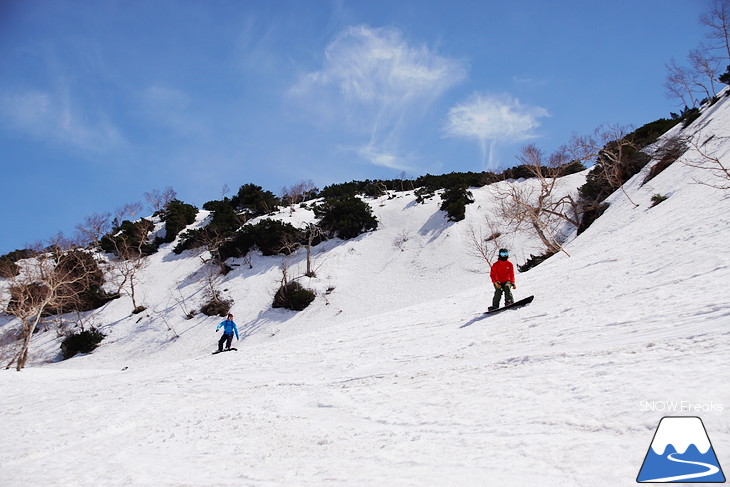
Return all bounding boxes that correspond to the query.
[1,92,730,486]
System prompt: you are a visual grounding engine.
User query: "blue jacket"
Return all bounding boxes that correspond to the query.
[216,319,239,339]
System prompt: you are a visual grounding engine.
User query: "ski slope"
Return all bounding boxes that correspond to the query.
[1,92,729,486]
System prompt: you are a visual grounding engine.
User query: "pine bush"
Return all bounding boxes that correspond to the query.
[314,195,378,240]
[61,328,106,359]
[272,281,316,311]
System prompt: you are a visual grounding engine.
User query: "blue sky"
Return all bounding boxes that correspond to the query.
[0,0,712,253]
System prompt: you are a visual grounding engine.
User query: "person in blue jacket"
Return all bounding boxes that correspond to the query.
[216,313,239,352]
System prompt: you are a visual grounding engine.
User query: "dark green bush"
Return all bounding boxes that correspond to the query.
[720,65,730,85]
[440,185,474,222]
[217,219,303,260]
[650,194,668,207]
[630,118,682,148]
[244,219,302,256]
[555,161,587,177]
[202,199,247,232]
[577,202,609,234]
[517,251,557,273]
[576,133,651,234]
[231,184,280,216]
[174,199,245,254]
[61,328,105,359]
[319,181,361,199]
[158,200,198,244]
[272,281,316,311]
[100,219,157,258]
[314,195,378,240]
[681,107,701,128]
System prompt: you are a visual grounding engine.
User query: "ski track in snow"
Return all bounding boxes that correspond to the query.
[1,90,730,486]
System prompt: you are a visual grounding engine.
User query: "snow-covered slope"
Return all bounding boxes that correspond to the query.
[1,92,729,486]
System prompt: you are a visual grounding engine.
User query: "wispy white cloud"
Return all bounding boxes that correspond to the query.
[0,86,123,152]
[444,93,548,141]
[443,93,549,169]
[290,25,466,169]
[357,145,411,171]
[139,84,206,137]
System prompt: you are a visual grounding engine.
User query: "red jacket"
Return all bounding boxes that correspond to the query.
[490,259,515,284]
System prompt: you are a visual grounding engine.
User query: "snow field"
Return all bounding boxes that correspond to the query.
[1,91,729,485]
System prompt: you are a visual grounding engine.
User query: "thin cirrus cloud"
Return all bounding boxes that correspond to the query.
[138,84,206,137]
[443,93,549,169]
[290,25,467,170]
[0,87,123,153]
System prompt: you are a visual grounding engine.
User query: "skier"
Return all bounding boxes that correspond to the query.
[489,248,516,311]
[215,313,239,352]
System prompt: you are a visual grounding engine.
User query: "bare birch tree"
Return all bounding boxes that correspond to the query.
[303,223,325,278]
[492,144,580,255]
[466,214,507,268]
[144,187,177,213]
[569,124,642,207]
[194,227,234,275]
[106,221,153,313]
[75,212,112,247]
[683,135,730,189]
[281,180,318,206]
[3,238,98,370]
[665,59,703,108]
[689,47,721,97]
[701,0,730,60]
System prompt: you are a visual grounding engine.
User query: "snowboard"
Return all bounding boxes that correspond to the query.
[485,295,534,315]
[212,348,238,355]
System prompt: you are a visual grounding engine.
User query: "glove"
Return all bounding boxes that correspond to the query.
[511,283,517,290]
[494,282,501,289]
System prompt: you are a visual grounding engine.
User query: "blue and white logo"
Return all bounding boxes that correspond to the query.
[637,416,725,483]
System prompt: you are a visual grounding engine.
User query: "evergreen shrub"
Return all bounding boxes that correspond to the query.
[100,219,157,257]
[217,219,303,260]
[231,184,280,216]
[650,194,668,207]
[159,200,198,244]
[517,251,558,273]
[272,281,316,311]
[440,185,474,222]
[720,65,730,85]
[61,328,105,359]
[314,196,378,240]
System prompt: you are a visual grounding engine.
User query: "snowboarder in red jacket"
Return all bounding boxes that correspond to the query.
[489,248,515,311]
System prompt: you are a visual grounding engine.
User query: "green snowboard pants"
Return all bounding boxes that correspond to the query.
[492,282,514,309]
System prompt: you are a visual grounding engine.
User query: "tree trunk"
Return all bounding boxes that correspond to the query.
[306,244,314,277]
[531,220,561,254]
[16,313,42,371]
[130,278,137,310]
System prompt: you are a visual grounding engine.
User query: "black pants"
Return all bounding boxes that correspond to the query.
[218,333,233,351]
